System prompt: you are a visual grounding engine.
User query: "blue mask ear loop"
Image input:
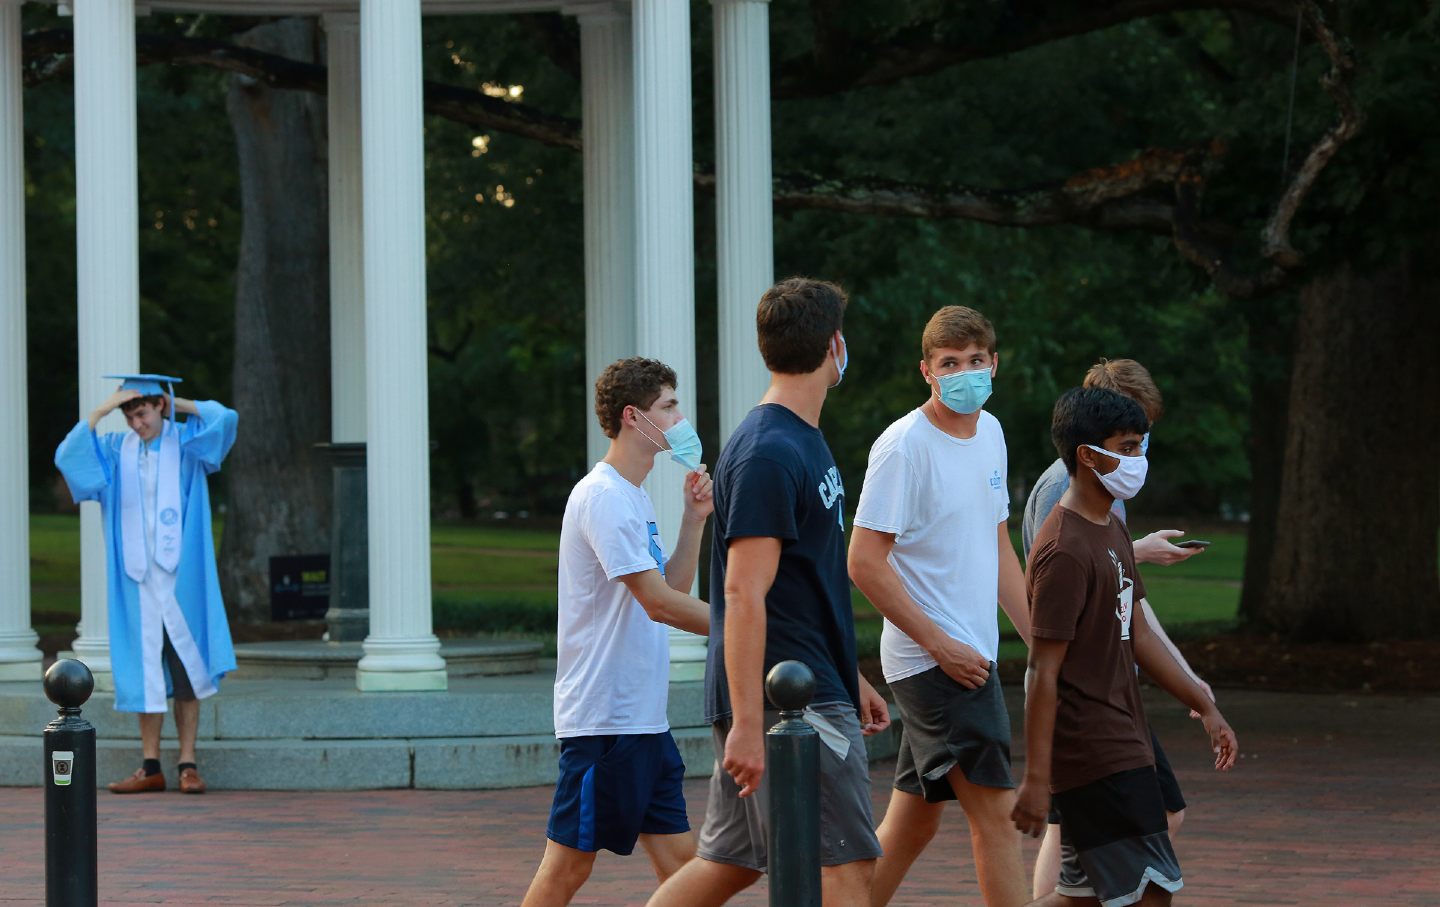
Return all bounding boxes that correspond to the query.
[829,335,848,388]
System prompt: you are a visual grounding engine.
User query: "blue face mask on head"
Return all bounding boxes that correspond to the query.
[638,412,703,471]
[932,367,993,415]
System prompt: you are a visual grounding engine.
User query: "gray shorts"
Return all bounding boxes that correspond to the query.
[1053,766,1183,907]
[890,664,1014,801]
[696,702,882,872]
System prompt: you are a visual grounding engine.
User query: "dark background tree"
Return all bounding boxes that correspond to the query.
[221,18,332,623]
[19,1,1438,639]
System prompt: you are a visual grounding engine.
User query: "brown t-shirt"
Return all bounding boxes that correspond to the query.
[1027,504,1153,793]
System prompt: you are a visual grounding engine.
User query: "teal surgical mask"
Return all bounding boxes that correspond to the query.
[1140,432,1151,455]
[932,367,992,415]
[637,412,703,471]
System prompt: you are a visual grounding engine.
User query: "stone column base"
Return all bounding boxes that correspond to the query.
[355,667,448,692]
[355,636,448,692]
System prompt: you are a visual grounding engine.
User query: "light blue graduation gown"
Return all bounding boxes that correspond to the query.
[54,401,240,713]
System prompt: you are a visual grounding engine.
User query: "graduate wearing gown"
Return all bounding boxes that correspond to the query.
[55,374,238,793]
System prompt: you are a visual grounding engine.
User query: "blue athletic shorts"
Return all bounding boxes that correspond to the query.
[546,731,690,856]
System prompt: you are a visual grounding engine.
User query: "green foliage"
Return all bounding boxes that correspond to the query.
[21,2,1437,522]
[420,19,589,515]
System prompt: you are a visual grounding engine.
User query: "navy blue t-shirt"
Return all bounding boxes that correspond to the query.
[704,403,860,723]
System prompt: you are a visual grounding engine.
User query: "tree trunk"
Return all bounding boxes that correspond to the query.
[220,19,332,625]
[1258,247,1440,640]
[1237,292,1295,628]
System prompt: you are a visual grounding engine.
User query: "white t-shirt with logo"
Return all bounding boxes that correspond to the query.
[853,409,1010,682]
[553,462,671,738]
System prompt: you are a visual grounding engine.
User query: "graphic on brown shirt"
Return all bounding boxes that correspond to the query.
[1027,505,1153,793]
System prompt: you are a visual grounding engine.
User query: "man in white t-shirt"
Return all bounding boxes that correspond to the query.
[521,358,713,907]
[849,306,1032,907]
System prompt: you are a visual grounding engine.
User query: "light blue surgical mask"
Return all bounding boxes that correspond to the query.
[1140,432,1151,455]
[638,412,703,471]
[830,334,849,388]
[932,367,992,415]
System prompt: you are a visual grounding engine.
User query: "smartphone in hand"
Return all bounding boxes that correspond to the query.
[1175,539,1211,549]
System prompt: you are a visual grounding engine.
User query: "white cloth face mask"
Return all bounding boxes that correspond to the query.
[1084,444,1149,501]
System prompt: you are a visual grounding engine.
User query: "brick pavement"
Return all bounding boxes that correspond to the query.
[2,689,1437,905]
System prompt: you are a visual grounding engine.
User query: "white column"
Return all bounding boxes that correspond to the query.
[574,3,636,467]
[71,0,143,687]
[356,0,446,691]
[324,12,365,444]
[713,0,773,443]
[633,0,705,680]
[0,0,41,681]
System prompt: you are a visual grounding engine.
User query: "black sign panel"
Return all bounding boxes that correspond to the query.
[270,554,331,621]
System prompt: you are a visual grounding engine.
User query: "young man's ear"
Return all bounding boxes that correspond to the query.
[990,351,1000,377]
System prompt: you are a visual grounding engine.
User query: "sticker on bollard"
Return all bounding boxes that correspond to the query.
[51,752,74,786]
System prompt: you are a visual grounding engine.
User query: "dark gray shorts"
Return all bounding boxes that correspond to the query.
[162,633,196,702]
[1053,766,1183,907]
[1047,729,1184,824]
[890,664,1014,801]
[696,702,882,872]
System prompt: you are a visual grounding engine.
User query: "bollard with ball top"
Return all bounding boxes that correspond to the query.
[765,659,820,907]
[43,658,98,907]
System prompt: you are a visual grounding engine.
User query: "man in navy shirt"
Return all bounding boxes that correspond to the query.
[649,278,890,907]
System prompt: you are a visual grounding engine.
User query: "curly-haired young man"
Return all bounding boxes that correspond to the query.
[522,357,714,907]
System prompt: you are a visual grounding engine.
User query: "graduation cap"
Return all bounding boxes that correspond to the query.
[104,373,182,419]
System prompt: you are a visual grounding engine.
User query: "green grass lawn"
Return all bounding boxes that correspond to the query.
[28,513,1245,660]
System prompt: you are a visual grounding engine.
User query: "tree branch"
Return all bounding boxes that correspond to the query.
[717,146,1205,233]
[22,29,583,151]
[772,0,1295,98]
[1163,1,1366,297]
[1259,1,1365,268]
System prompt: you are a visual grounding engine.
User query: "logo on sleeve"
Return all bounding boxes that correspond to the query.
[648,521,666,577]
[818,467,846,530]
[1108,548,1134,640]
[989,469,1003,491]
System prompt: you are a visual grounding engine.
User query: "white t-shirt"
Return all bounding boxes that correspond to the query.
[853,409,1010,682]
[553,462,671,738]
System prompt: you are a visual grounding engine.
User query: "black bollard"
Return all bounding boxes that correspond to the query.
[765,660,820,907]
[43,659,98,907]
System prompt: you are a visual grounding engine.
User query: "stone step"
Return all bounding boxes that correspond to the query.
[233,638,543,680]
[0,723,902,791]
[0,673,709,741]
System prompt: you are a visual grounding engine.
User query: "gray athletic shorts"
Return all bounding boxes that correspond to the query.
[696,702,882,872]
[890,663,1014,801]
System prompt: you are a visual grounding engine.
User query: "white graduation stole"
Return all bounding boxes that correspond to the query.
[119,424,183,582]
